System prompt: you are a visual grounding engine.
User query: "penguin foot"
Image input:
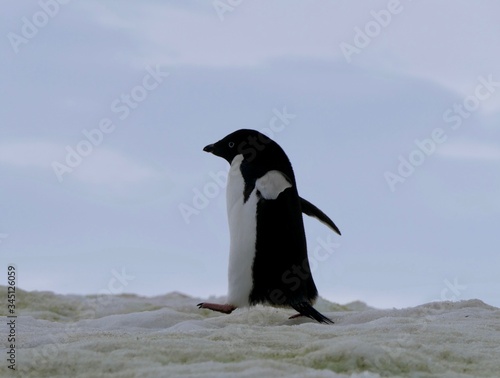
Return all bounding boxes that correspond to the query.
[290,302,334,324]
[288,313,304,319]
[197,302,237,314]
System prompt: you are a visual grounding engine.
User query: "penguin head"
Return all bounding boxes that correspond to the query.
[203,129,274,164]
[205,128,298,190]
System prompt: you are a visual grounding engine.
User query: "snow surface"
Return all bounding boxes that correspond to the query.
[2,287,500,377]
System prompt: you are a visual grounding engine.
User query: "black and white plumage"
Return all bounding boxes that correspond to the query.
[198,129,341,324]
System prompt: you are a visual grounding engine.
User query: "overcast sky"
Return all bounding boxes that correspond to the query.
[2,0,500,308]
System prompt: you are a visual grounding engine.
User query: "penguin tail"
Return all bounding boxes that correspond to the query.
[291,302,334,324]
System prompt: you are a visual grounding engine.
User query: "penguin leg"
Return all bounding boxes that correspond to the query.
[197,302,237,314]
[288,313,304,319]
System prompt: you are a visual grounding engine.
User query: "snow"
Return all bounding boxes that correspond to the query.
[3,287,500,377]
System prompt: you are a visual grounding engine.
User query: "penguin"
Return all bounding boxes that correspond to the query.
[198,129,341,324]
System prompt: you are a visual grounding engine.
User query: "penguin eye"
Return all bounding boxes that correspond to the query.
[228,142,235,148]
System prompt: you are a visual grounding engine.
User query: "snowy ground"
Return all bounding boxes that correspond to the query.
[2,287,500,377]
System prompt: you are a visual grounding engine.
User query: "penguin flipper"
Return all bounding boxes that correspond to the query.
[300,197,341,235]
[290,302,334,324]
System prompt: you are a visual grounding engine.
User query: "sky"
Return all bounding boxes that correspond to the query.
[1,0,500,309]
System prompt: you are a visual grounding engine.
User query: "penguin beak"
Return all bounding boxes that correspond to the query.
[203,144,215,153]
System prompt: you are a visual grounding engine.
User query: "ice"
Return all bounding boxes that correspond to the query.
[2,286,500,377]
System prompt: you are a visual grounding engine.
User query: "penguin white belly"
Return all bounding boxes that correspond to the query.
[226,155,258,307]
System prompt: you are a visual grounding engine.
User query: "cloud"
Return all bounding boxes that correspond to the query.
[437,140,500,161]
[0,140,164,185]
[0,141,61,168]
[76,1,347,68]
[72,148,162,185]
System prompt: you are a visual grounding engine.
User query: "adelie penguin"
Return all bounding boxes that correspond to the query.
[198,129,341,324]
